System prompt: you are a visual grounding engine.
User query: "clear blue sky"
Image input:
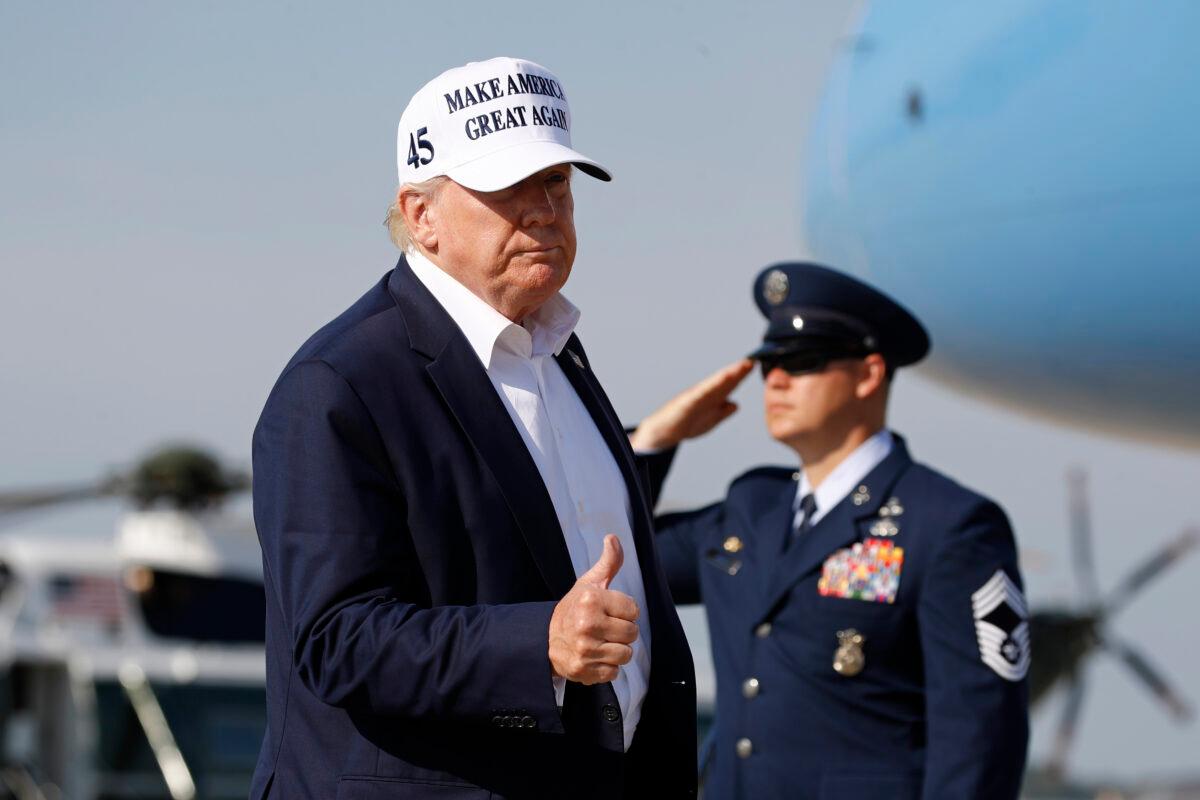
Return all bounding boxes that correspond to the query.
[2,1,1197,781]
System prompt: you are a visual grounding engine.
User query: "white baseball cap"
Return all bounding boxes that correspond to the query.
[397,56,612,192]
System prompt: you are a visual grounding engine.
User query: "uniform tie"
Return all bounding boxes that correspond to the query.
[789,493,817,550]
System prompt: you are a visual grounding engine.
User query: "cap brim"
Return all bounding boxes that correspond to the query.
[747,339,869,362]
[446,140,611,192]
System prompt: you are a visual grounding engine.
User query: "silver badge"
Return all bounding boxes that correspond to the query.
[763,269,790,306]
[833,628,866,677]
[851,485,871,506]
[971,570,1030,681]
[879,497,904,517]
[869,518,899,537]
[567,349,585,371]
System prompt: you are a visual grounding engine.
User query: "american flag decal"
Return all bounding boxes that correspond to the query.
[49,574,123,625]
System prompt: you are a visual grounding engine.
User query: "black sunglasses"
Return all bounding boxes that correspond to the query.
[756,351,837,377]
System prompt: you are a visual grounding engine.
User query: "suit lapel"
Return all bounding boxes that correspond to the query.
[756,437,914,621]
[752,475,802,562]
[554,336,690,678]
[388,259,577,598]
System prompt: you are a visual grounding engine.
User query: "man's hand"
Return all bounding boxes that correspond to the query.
[549,535,639,685]
[628,359,754,452]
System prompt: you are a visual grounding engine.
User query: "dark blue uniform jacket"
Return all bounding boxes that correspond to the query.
[250,259,697,800]
[652,437,1029,800]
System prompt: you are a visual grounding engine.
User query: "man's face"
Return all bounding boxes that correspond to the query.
[428,164,577,320]
[761,358,866,444]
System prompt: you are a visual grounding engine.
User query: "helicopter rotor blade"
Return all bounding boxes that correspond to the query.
[1105,528,1200,615]
[1066,467,1102,607]
[1046,673,1087,780]
[1104,636,1193,721]
[0,478,123,515]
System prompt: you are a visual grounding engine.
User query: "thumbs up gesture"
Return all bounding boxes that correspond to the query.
[549,535,640,685]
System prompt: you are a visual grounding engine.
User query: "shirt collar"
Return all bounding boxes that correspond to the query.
[406,249,580,367]
[795,429,895,524]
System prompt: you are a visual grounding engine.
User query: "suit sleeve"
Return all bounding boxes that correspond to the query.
[253,359,562,730]
[918,500,1030,800]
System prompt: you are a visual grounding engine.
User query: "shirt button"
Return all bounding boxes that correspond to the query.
[602,704,621,724]
[742,677,760,699]
[755,622,773,638]
[736,738,753,759]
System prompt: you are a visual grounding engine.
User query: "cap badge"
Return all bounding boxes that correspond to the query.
[833,629,866,677]
[763,270,790,306]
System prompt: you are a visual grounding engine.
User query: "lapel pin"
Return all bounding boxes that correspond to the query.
[852,485,871,506]
[723,535,744,554]
[567,350,585,371]
[869,518,899,537]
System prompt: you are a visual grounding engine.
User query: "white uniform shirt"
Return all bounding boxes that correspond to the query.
[795,429,895,529]
[408,250,650,751]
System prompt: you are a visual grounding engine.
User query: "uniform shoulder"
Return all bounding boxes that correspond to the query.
[728,465,798,495]
[903,459,1011,533]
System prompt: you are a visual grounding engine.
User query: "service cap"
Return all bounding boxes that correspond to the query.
[748,262,930,368]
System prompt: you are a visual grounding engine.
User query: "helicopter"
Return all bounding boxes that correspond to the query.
[0,446,266,800]
[1026,468,1197,783]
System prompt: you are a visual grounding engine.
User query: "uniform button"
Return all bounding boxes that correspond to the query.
[491,716,503,727]
[736,738,753,759]
[755,623,772,638]
[742,677,760,699]
[602,704,621,724]
[522,716,537,729]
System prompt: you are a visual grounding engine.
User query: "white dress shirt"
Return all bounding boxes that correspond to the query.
[795,429,895,529]
[407,250,650,751]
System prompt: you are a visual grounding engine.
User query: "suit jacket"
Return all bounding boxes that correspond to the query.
[250,258,697,800]
[652,436,1029,800]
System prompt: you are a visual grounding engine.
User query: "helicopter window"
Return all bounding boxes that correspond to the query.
[133,569,265,643]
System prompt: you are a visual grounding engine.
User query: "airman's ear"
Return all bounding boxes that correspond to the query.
[856,353,889,400]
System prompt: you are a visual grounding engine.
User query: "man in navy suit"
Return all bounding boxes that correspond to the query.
[631,263,1029,799]
[250,57,696,799]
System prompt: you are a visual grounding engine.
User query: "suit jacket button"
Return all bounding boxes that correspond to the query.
[602,704,621,724]
[755,623,772,638]
[742,677,760,699]
[522,716,537,729]
[736,738,753,759]
[491,716,503,727]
